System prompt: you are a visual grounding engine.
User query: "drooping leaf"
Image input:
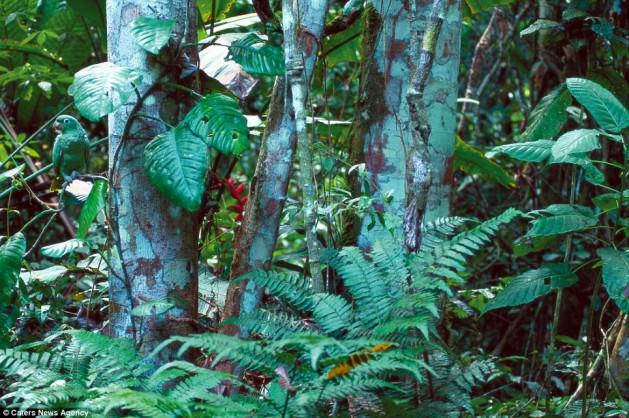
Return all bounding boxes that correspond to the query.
[520,19,563,36]
[486,140,553,162]
[144,125,210,212]
[547,153,605,185]
[20,266,68,283]
[132,300,175,317]
[40,238,86,258]
[526,204,598,237]
[183,93,249,155]
[598,248,629,313]
[0,164,24,183]
[453,137,515,188]
[521,85,571,141]
[0,233,26,300]
[551,129,600,159]
[228,33,285,76]
[566,78,629,133]
[483,264,577,313]
[77,179,108,240]
[130,17,175,55]
[68,62,143,122]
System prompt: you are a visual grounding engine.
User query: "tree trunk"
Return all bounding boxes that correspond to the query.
[351,0,461,249]
[221,1,328,335]
[106,0,198,358]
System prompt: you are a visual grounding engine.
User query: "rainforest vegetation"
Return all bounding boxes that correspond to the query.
[0,0,627,416]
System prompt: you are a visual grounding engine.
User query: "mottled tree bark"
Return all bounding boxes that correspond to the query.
[221,0,328,334]
[352,0,461,249]
[107,0,198,358]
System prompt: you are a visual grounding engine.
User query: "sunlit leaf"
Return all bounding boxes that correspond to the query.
[551,129,600,159]
[228,33,284,76]
[77,179,108,240]
[41,238,86,258]
[20,266,68,283]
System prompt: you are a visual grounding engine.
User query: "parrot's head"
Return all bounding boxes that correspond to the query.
[53,115,83,135]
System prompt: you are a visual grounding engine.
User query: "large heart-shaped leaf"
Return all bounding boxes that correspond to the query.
[551,129,600,159]
[486,140,553,162]
[144,125,210,212]
[483,264,577,313]
[567,78,629,133]
[0,233,26,300]
[521,85,571,141]
[598,248,629,313]
[130,17,175,55]
[68,62,143,122]
[228,33,285,76]
[183,93,249,155]
[41,239,86,258]
[77,179,108,240]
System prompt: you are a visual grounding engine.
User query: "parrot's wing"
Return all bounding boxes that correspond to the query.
[52,137,62,174]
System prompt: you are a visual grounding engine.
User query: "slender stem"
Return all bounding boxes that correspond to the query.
[580,272,601,418]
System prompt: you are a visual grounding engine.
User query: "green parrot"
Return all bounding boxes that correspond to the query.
[52,115,90,183]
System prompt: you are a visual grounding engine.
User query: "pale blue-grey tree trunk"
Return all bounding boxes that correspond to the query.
[353,0,461,248]
[107,0,198,357]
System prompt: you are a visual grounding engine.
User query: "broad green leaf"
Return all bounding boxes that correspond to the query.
[483,264,577,313]
[551,129,600,159]
[77,179,108,240]
[520,19,562,36]
[592,191,628,211]
[183,93,249,155]
[513,235,562,257]
[548,153,605,185]
[130,17,175,55]
[521,85,571,141]
[526,204,598,237]
[486,140,553,162]
[228,33,285,76]
[464,0,513,14]
[598,249,629,313]
[454,137,514,188]
[567,78,629,133]
[0,164,24,183]
[68,62,143,122]
[20,266,68,283]
[144,125,210,212]
[0,233,26,300]
[198,0,235,22]
[41,238,86,258]
[132,300,175,317]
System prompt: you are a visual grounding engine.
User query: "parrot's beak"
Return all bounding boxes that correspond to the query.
[53,122,62,133]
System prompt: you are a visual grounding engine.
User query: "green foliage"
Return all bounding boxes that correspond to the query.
[598,248,629,314]
[132,300,176,317]
[526,204,598,237]
[144,125,210,212]
[566,77,629,133]
[228,33,285,76]
[487,140,553,162]
[68,62,143,121]
[551,129,600,159]
[130,17,175,55]
[454,137,515,188]
[520,85,571,141]
[76,179,107,240]
[0,233,25,346]
[483,264,577,313]
[40,238,86,258]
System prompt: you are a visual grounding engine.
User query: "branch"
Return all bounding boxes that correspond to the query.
[323,0,363,36]
[253,0,276,25]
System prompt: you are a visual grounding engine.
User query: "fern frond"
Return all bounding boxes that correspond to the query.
[236,270,315,312]
[231,308,317,339]
[310,293,353,335]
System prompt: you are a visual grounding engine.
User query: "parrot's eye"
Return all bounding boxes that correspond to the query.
[63,119,69,124]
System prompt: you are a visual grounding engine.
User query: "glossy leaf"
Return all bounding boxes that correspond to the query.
[483,264,577,313]
[521,85,571,141]
[0,233,26,300]
[551,129,600,159]
[598,248,629,313]
[228,33,285,76]
[144,125,210,212]
[41,238,86,258]
[526,204,598,237]
[20,266,68,283]
[520,19,562,36]
[486,140,553,162]
[77,179,108,240]
[183,93,249,155]
[454,137,514,188]
[68,62,143,122]
[567,78,629,133]
[130,17,175,55]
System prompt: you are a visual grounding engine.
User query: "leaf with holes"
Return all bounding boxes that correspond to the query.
[0,233,26,300]
[598,249,629,314]
[551,129,600,159]
[144,125,210,212]
[567,78,629,133]
[130,17,175,55]
[228,33,285,76]
[486,140,553,162]
[520,85,571,141]
[183,93,249,155]
[483,264,577,313]
[41,239,86,258]
[68,62,143,122]
[77,179,107,240]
